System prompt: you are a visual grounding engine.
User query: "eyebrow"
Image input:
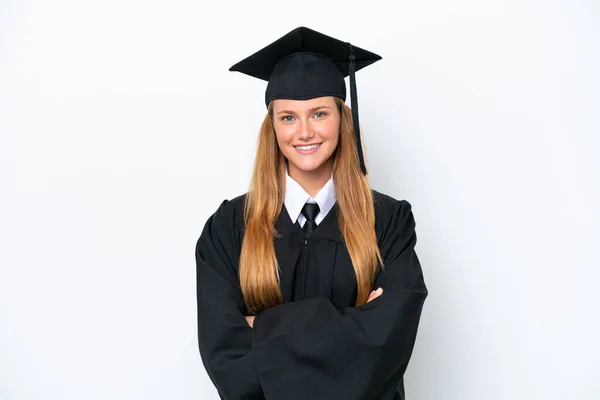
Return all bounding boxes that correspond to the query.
[276,105,332,115]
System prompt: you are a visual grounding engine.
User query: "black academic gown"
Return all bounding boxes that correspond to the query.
[195,190,427,400]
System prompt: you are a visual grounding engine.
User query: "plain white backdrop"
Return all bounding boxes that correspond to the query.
[1,0,598,399]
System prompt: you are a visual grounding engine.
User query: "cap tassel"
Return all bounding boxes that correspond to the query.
[348,44,368,176]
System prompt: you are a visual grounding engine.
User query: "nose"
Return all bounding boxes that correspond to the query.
[296,119,314,140]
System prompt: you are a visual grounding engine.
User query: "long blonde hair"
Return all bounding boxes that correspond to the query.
[240,97,383,314]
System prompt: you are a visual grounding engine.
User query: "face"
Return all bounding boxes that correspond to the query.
[271,96,340,177]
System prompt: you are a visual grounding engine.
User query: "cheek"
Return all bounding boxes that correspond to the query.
[274,125,295,145]
[320,120,340,142]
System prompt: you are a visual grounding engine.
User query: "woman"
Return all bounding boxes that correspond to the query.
[195,27,427,400]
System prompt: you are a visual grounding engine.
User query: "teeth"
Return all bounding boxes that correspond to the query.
[295,144,320,150]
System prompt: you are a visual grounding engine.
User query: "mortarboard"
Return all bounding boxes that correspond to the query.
[229,26,381,175]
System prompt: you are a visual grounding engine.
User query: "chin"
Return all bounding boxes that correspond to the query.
[288,158,329,173]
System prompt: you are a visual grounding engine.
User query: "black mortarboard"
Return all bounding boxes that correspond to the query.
[229,26,382,175]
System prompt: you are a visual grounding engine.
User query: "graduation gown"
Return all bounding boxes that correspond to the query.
[195,190,427,400]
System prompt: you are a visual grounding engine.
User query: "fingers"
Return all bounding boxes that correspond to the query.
[366,287,383,303]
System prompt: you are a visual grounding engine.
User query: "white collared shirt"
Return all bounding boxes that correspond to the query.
[284,170,337,228]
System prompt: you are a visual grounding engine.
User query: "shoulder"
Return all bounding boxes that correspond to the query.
[371,189,416,241]
[210,192,247,231]
[196,193,247,254]
[372,189,413,218]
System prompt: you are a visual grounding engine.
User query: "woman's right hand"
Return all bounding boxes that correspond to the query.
[366,287,383,303]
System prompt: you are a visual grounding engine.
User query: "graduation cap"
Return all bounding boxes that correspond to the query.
[229,26,382,175]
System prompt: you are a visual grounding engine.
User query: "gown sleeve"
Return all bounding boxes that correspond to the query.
[250,199,428,400]
[195,199,265,400]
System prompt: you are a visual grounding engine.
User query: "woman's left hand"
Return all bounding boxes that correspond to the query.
[245,315,255,328]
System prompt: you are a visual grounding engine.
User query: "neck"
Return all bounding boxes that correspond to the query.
[288,159,333,198]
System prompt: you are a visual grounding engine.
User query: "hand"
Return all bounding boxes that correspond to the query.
[245,315,255,328]
[366,287,383,303]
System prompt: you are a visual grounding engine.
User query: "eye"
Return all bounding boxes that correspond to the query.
[313,112,327,118]
[281,115,294,122]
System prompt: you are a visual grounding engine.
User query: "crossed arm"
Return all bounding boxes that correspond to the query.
[243,287,384,328]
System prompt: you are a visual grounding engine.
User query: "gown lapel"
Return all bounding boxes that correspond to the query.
[274,205,304,302]
[310,203,343,301]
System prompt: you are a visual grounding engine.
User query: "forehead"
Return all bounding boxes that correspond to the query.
[272,96,337,113]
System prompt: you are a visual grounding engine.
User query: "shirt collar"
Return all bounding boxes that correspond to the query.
[284,169,336,224]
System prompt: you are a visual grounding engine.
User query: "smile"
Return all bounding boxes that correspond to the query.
[294,143,321,151]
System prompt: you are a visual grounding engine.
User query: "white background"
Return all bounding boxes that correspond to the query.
[1,0,599,399]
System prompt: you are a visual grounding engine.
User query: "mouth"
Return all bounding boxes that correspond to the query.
[293,143,322,151]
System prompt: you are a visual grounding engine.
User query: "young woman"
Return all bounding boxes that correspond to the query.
[195,27,428,400]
